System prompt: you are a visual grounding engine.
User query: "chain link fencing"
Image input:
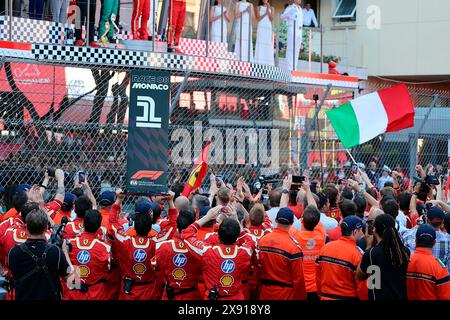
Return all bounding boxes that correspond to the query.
[1,57,449,211]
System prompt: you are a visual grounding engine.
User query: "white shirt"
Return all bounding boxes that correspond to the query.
[320,212,338,231]
[397,210,408,228]
[267,207,302,230]
[281,4,303,31]
[377,175,393,190]
[302,8,318,27]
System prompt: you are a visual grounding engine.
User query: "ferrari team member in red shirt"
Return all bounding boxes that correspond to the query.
[407,224,450,300]
[316,215,366,300]
[181,205,254,300]
[109,189,162,300]
[246,203,272,240]
[65,210,111,300]
[156,207,203,300]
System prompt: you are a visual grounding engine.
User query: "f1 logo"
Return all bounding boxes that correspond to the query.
[136,96,161,128]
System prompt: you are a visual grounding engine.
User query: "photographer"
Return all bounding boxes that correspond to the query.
[7,209,73,300]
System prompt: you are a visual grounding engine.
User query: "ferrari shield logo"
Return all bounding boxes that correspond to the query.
[83,239,89,245]
[225,247,231,254]
[187,162,203,187]
[179,241,184,248]
[139,237,144,244]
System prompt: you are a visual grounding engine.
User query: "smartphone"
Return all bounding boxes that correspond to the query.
[215,175,223,187]
[78,171,86,183]
[292,176,306,184]
[47,167,55,177]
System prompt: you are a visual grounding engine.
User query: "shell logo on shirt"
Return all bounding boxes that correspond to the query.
[221,260,235,273]
[78,265,90,277]
[133,249,147,262]
[220,275,234,287]
[133,263,147,275]
[77,250,91,264]
[172,268,187,280]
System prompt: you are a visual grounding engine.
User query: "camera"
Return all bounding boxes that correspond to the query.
[291,176,306,191]
[46,167,55,178]
[50,216,69,249]
[78,171,86,183]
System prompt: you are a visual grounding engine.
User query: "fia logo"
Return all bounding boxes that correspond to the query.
[136,96,161,128]
[133,249,148,262]
[221,260,235,274]
[173,253,187,267]
[77,251,91,264]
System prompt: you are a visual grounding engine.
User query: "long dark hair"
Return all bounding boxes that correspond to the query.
[374,214,409,269]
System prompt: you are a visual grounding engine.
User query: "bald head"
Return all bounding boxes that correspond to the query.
[368,207,384,221]
[175,196,190,211]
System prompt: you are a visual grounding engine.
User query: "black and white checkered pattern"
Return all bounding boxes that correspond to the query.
[0,16,63,44]
[32,44,292,83]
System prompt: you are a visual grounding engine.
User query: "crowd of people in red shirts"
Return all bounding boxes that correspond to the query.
[0,161,450,300]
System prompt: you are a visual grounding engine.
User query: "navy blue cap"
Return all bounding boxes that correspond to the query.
[99,191,116,206]
[416,224,436,243]
[341,216,365,233]
[276,207,294,225]
[135,199,153,215]
[16,183,32,192]
[427,206,445,224]
[63,193,77,206]
[199,206,211,218]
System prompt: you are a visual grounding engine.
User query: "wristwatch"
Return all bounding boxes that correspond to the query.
[282,188,289,194]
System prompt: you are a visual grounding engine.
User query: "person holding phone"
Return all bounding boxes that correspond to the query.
[356,214,410,300]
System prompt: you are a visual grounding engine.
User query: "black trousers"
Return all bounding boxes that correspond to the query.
[74,0,96,42]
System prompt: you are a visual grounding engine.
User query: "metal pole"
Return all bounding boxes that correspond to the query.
[308,28,312,72]
[293,19,296,71]
[9,0,13,41]
[320,24,323,73]
[221,1,224,43]
[239,13,242,61]
[86,0,90,46]
[206,0,209,57]
[247,5,251,62]
[152,0,156,51]
[300,83,332,172]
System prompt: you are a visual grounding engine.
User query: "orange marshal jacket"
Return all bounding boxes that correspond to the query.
[258,227,307,300]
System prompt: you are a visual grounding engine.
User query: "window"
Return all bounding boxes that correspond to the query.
[333,0,356,19]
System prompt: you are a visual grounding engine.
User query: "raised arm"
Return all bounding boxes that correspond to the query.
[280,174,292,208]
[54,168,65,203]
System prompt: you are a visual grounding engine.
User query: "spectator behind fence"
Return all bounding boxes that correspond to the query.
[7,209,73,300]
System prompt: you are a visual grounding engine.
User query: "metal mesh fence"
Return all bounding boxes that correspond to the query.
[1,57,449,211]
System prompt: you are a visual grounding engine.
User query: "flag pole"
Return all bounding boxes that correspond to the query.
[345,148,357,165]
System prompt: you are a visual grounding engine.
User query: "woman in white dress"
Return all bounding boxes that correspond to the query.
[234,0,255,62]
[254,0,274,65]
[210,0,230,43]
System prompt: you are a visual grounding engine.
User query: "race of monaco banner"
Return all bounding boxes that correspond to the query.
[125,70,170,194]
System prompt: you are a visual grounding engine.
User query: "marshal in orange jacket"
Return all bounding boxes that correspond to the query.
[316,236,366,300]
[258,227,307,300]
[407,247,450,300]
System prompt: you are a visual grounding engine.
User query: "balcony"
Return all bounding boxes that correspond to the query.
[0,0,366,90]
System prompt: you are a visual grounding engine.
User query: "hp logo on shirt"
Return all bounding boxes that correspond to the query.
[221,260,235,273]
[173,254,187,267]
[133,249,148,262]
[77,251,91,264]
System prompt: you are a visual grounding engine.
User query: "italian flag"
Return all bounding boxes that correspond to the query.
[326,84,415,149]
